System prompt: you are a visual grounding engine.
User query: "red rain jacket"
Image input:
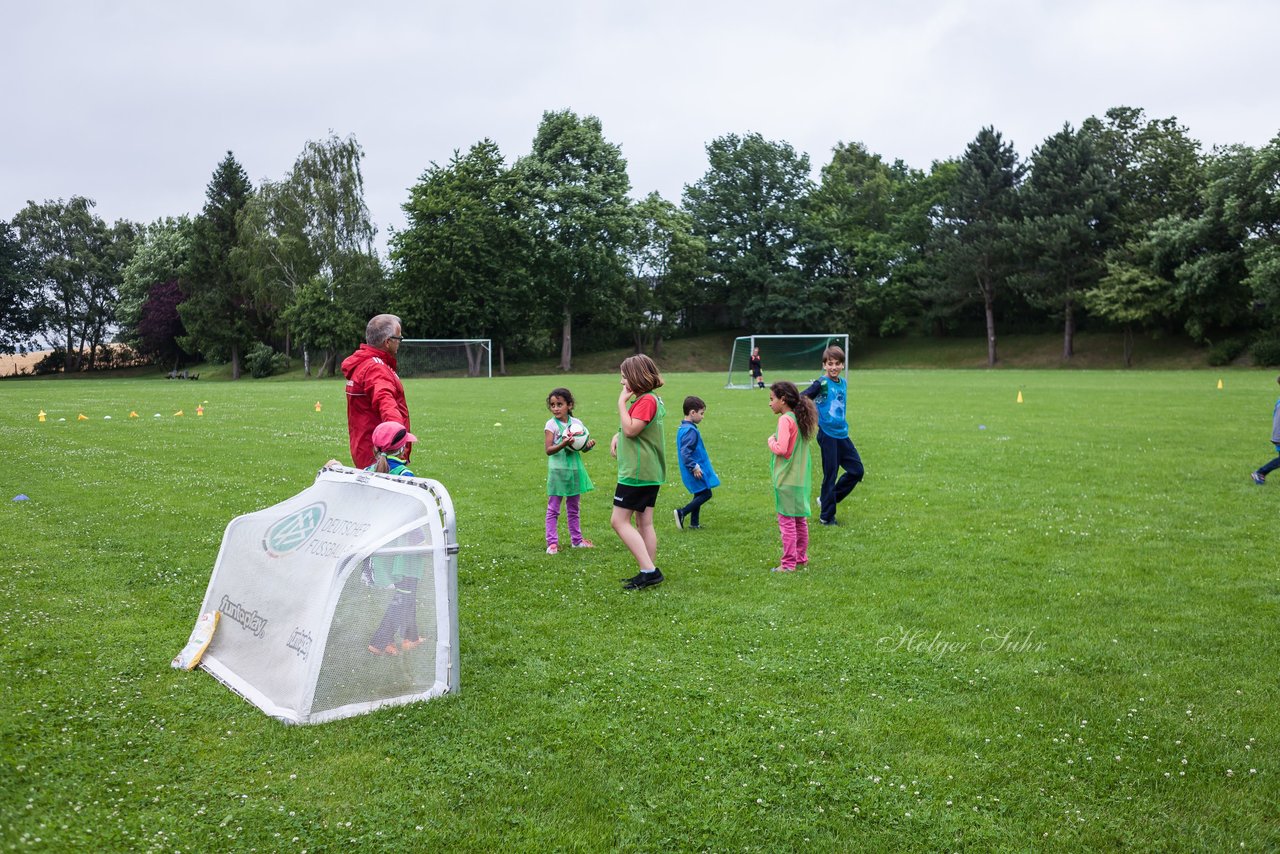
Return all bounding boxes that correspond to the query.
[341,344,411,469]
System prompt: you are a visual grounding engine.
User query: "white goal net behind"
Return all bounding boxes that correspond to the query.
[726,334,850,389]
[398,339,492,378]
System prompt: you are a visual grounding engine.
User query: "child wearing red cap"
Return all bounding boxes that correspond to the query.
[364,421,423,655]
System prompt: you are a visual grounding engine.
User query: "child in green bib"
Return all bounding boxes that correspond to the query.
[544,387,596,554]
[610,354,667,591]
[767,382,817,572]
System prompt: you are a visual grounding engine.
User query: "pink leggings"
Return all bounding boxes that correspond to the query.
[777,514,809,569]
[547,495,585,546]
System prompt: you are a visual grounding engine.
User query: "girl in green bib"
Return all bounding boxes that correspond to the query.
[610,354,667,590]
[544,387,596,554]
[767,382,817,572]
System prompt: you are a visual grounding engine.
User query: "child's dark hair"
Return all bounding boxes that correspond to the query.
[620,354,663,396]
[547,387,575,415]
[770,381,818,441]
[683,395,706,416]
[822,344,846,364]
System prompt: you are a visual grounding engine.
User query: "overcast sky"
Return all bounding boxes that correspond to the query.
[4,0,1278,254]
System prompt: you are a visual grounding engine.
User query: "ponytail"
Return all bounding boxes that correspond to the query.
[770,380,818,441]
[374,451,391,474]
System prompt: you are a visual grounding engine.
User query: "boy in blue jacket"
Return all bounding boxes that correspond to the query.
[674,396,720,529]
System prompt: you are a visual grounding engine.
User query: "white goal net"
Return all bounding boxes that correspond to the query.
[398,339,492,378]
[726,334,850,389]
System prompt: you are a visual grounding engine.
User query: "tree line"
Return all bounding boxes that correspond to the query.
[3,106,1279,377]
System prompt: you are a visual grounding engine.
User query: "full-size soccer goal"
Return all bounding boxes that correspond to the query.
[726,334,850,389]
[398,339,492,378]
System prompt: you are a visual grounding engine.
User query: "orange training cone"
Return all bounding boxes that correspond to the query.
[196,405,204,416]
[1016,390,1023,404]
[315,401,322,412]
[129,411,138,418]
[77,413,88,421]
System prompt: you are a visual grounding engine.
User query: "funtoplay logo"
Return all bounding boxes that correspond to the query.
[263,502,326,557]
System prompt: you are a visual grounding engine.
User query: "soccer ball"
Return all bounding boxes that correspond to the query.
[567,424,590,451]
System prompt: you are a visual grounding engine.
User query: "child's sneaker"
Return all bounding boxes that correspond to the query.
[546,543,559,554]
[400,637,423,651]
[1251,472,1266,485]
[622,568,664,590]
[674,508,685,530]
[368,643,398,656]
[571,539,594,548]
[770,565,797,573]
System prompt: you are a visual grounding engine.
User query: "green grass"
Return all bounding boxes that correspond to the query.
[1,370,1277,851]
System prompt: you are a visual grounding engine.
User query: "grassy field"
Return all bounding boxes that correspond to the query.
[1,369,1277,851]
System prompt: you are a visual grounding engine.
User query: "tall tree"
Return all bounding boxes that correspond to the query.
[930,128,1024,366]
[180,152,254,378]
[1017,123,1117,359]
[392,139,538,373]
[623,192,706,355]
[519,110,633,370]
[683,132,814,331]
[0,219,38,355]
[237,133,381,371]
[13,197,132,371]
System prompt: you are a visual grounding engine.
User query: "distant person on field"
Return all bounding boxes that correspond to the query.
[750,346,765,389]
[674,395,720,530]
[544,387,596,554]
[1250,375,1280,485]
[363,421,424,656]
[343,314,411,470]
[610,354,666,591]
[801,344,864,525]
[768,381,817,572]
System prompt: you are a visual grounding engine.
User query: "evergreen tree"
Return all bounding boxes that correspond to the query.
[1017,123,1117,359]
[930,128,1024,366]
[180,152,255,378]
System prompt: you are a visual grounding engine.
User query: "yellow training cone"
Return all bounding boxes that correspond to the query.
[1217,378,1223,389]
[315,401,322,412]
[196,405,204,416]
[174,410,184,417]
[129,411,138,418]
[1016,390,1023,403]
[38,410,46,422]
[77,413,88,420]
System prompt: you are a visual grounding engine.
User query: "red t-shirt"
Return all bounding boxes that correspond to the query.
[629,395,657,422]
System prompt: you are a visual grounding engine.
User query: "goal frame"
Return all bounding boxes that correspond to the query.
[725,334,850,389]
[398,338,492,378]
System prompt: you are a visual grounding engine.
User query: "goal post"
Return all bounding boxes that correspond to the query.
[726,334,850,389]
[397,339,492,378]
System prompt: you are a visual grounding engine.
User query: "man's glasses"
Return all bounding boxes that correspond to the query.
[388,336,404,341]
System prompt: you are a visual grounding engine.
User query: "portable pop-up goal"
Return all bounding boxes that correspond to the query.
[188,466,459,724]
[726,334,850,389]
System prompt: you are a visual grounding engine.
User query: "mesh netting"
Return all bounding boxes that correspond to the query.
[726,335,849,388]
[397,340,491,378]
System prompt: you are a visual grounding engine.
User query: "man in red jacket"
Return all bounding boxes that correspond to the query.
[342,314,412,469]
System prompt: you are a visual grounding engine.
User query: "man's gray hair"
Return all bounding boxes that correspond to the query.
[366,314,402,348]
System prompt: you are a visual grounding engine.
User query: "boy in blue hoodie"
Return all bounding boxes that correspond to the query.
[674,396,721,529]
